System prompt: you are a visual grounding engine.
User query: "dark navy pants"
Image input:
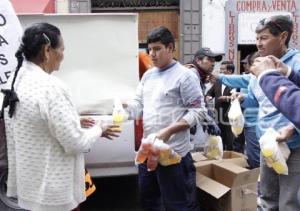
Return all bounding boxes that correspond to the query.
[138,152,199,211]
[244,126,260,169]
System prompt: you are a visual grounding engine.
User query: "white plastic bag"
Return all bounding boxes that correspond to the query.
[259,128,290,175]
[228,99,244,136]
[147,144,160,171]
[135,137,152,165]
[192,124,209,149]
[204,135,223,160]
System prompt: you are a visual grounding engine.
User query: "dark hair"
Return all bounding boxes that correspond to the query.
[221,61,235,73]
[4,23,61,118]
[255,15,293,47]
[247,51,260,66]
[15,23,61,73]
[147,26,175,49]
[191,51,209,71]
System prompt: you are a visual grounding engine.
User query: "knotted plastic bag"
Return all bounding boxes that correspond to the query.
[259,128,290,175]
[135,133,181,171]
[228,99,244,136]
[204,135,223,160]
[155,139,181,166]
[112,98,128,131]
[135,138,152,165]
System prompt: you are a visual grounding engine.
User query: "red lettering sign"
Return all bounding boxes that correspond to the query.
[228,49,235,61]
[236,0,297,12]
[228,11,236,61]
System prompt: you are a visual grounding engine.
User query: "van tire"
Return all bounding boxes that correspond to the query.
[0,169,25,210]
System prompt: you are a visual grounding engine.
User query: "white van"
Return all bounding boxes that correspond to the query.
[0,13,141,210]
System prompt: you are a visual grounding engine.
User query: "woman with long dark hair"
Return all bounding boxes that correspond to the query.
[3,23,119,211]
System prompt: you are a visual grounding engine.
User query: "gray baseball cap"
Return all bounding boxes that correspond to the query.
[195,47,224,62]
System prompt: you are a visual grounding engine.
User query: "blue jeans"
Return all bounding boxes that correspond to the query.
[244,126,260,169]
[138,152,199,211]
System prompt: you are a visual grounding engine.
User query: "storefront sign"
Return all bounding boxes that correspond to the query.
[92,0,179,9]
[238,12,291,44]
[225,0,300,65]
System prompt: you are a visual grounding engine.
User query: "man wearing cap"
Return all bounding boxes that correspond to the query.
[241,55,251,74]
[185,48,223,138]
[185,47,223,90]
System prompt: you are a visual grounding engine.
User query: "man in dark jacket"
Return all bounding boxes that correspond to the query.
[206,61,235,150]
[185,48,223,137]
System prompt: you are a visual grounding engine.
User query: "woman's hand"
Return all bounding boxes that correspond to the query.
[101,124,120,140]
[80,117,95,128]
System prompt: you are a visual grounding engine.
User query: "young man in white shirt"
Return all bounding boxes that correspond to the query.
[125,26,205,211]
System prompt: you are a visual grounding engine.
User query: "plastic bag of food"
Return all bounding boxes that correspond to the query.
[112,98,128,131]
[154,140,181,166]
[146,144,160,171]
[135,134,181,170]
[259,128,290,175]
[135,138,152,165]
[204,135,223,160]
[228,99,244,136]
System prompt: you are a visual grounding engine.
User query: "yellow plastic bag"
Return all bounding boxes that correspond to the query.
[259,128,290,175]
[204,135,223,160]
[228,99,244,136]
[112,98,128,131]
[134,134,181,169]
[155,140,181,166]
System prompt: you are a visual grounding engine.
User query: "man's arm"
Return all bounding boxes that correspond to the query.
[124,77,145,120]
[218,74,251,89]
[156,120,190,142]
[259,55,300,87]
[241,78,259,108]
[259,71,300,128]
[288,70,300,87]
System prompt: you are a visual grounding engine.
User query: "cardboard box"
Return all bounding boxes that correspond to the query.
[196,162,259,211]
[193,151,249,168]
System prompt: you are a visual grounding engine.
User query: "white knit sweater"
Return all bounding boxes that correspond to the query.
[5,61,102,211]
